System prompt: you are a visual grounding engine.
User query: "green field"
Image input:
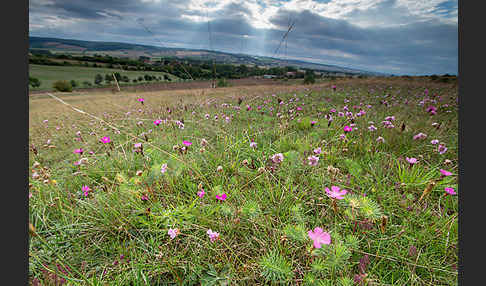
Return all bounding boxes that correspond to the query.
[29,78,458,285]
[29,64,181,91]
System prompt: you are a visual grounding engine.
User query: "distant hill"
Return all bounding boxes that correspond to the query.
[29,36,385,76]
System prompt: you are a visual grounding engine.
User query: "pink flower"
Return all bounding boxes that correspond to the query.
[82,185,91,197]
[168,228,179,239]
[343,126,352,132]
[313,147,322,155]
[406,157,418,165]
[307,155,319,166]
[141,195,148,201]
[250,141,257,148]
[271,153,284,164]
[160,163,168,174]
[216,193,227,201]
[311,120,317,126]
[197,189,205,198]
[376,136,385,143]
[183,140,192,146]
[138,98,145,103]
[444,187,456,195]
[440,169,453,176]
[413,133,427,140]
[207,229,220,242]
[385,116,395,121]
[339,134,346,140]
[153,119,162,126]
[438,144,448,154]
[73,148,84,154]
[100,136,111,144]
[308,227,331,248]
[431,139,439,145]
[29,192,33,199]
[325,186,347,200]
[368,125,377,131]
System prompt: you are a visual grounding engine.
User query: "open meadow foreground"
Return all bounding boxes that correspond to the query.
[29,78,458,285]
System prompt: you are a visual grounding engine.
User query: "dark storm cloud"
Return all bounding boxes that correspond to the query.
[29,0,457,75]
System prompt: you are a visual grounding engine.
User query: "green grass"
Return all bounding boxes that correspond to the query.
[29,79,458,285]
[29,64,181,91]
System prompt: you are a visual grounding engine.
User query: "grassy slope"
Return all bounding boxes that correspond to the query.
[28,78,458,285]
[29,64,181,91]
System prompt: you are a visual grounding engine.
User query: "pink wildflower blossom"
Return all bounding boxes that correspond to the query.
[271,153,284,164]
[308,227,331,248]
[100,136,111,143]
[160,163,168,174]
[440,169,453,176]
[307,155,319,166]
[197,189,205,198]
[207,229,220,242]
[413,133,427,140]
[406,157,418,165]
[216,193,227,201]
[168,228,179,239]
[438,144,448,154]
[445,187,456,195]
[325,186,347,200]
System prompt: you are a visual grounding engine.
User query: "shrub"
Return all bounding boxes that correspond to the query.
[70,80,78,88]
[303,72,316,84]
[94,74,103,85]
[29,77,41,88]
[52,80,72,92]
[82,81,92,87]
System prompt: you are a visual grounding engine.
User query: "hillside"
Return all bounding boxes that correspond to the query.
[29,36,383,76]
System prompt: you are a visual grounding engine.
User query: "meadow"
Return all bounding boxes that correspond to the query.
[29,64,180,91]
[28,78,458,285]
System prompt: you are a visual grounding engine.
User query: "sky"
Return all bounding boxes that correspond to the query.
[29,0,458,75]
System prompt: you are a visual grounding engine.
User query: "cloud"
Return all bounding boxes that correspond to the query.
[29,0,457,75]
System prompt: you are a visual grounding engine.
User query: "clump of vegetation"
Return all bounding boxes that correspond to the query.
[29,76,41,88]
[52,80,72,92]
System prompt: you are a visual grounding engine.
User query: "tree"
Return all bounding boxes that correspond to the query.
[138,76,143,81]
[52,80,73,92]
[105,74,113,84]
[113,72,122,81]
[164,74,170,81]
[121,75,130,82]
[303,70,316,84]
[29,77,41,88]
[94,74,103,85]
[82,81,92,87]
[70,80,78,88]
